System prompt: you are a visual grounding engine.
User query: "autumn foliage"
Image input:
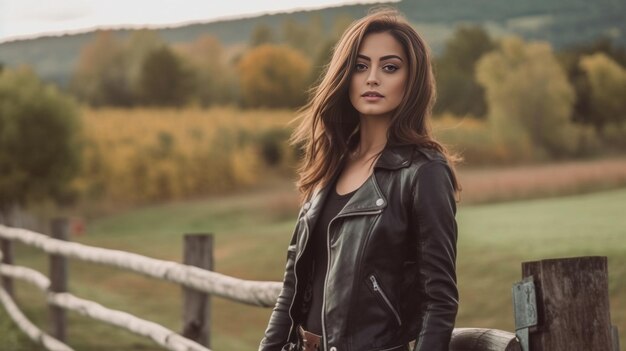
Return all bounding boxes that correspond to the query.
[237,44,312,108]
[74,107,296,204]
[6,22,626,208]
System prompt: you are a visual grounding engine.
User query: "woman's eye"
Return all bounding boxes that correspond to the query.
[355,63,368,71]
[383,65,399,72]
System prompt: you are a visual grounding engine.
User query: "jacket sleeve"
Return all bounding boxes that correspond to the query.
[258,218,301,351]
[411,160,459,351]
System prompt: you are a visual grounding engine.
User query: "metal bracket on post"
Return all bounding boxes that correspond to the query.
[612,326,620,351]
[512,276,538,351]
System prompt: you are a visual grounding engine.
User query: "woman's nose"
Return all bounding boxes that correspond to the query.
[366,69,380,86]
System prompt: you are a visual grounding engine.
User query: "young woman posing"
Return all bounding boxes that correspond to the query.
[259,8,462,351]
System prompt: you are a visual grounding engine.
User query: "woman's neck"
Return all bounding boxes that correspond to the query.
[352,115,391,158]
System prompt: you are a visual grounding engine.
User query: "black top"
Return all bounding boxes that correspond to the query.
[301,178,358,335]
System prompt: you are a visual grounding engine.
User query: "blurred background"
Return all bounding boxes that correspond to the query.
[0,0,625,349]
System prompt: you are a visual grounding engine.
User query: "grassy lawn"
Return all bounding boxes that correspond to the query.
[2,186,625,350]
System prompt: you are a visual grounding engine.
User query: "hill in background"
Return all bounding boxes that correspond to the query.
[0,0,624,86]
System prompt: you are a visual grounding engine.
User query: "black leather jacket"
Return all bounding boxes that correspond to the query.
[259,144,459,351]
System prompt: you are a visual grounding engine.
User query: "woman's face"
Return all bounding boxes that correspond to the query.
[349,31,408,120]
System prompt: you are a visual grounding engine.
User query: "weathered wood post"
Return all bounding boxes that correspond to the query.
[520,256,614,351]
[1,213,15,297]
[0,239,13,297]
[182,233,214,347]
[50,217,69,342]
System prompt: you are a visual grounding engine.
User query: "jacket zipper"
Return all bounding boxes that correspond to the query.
[369,274,402,326]
[321,208,383,351]
[286,217,309,342]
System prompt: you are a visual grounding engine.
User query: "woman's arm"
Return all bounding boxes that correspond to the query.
[258,222,300,351]
[411,160,459,351]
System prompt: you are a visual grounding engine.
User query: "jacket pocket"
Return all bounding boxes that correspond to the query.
[366,274,402,327]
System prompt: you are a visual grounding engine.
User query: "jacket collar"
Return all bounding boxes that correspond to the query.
[373,143,415,170]
[301,144,415,229]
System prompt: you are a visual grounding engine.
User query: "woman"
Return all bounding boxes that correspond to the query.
[259,8,461,351]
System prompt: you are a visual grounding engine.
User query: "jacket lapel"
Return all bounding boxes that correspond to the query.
[302,144,415,230]
[338,143,415,216]
[336,174,385,216]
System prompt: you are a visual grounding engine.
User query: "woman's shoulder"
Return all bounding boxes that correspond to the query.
[410,145,447,164]
[406,145,454,183]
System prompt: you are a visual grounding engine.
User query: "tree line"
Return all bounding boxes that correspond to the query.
[69,16,354,108]
[68,19,626,144]
[1,19,626,214]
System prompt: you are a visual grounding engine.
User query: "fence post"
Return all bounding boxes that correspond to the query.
[50,217,69,342]
[182,233,213,347]
[1,211,15,298]
[1,239,13,297]
[521,256,613,351]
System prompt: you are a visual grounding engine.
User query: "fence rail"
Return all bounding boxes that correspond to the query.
[0,256,210,351]
[17,219,616,351]
[0,220,285,351]
[0,224,281,306]
[0,285,73,351]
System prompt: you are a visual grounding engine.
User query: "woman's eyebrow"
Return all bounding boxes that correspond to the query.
[357,54,404,62]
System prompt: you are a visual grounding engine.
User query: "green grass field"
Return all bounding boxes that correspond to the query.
[2,185,625,350]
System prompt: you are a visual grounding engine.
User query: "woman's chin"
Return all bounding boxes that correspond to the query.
[357,108,393,119]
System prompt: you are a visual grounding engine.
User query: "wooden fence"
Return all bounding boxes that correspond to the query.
[0,219,619,351]
[0,219,280,351]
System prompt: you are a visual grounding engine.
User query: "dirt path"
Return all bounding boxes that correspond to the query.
[456,156,626,203]
[254,156,626,205]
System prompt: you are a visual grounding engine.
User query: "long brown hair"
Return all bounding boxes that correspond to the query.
[289,7,462,203]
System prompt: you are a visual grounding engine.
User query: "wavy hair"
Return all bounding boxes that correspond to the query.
[289,7,462,203]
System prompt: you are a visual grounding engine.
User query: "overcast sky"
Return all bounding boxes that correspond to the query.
[0,0,397,43]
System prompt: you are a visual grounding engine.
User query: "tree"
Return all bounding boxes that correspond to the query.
[71,30,133,106]
[557,36,626,128]
[331,14,355,40]
[250,23,275,47]
[433,25,495,118]
[237,44,311,108]
[175,35,236,106]
[476,36,577,158]
[281,19,308,54]
[564,36,626,68]
[306,15,355,88]
[309,38,335,86]
[578,53,626,136]
[281,16,324,57]
[0,67,81,219]
[139,46,193,106]
[124,29,166,101]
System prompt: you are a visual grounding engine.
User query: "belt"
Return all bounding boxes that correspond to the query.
[297,325,322,351]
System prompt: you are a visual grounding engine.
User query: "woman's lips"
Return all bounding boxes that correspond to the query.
[362,91,384,102]
[363,96,383,102]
